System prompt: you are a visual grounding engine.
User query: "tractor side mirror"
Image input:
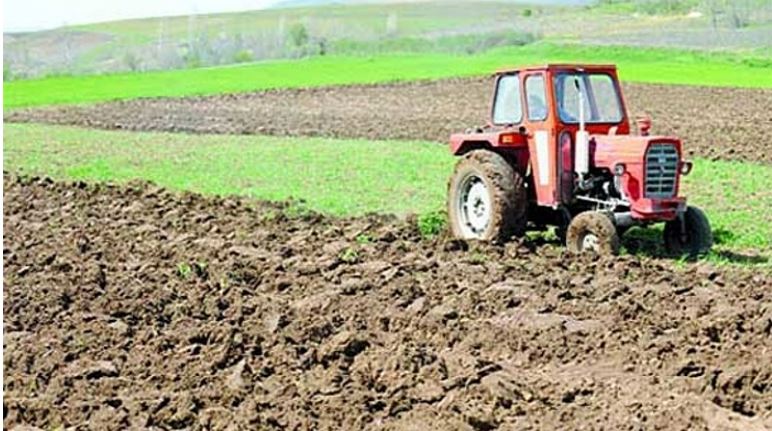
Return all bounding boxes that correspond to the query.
[636,115,652,136]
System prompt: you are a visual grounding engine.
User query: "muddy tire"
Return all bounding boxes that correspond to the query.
[566,211,620,255]
[447,150,527,242]
[663,206,713,257]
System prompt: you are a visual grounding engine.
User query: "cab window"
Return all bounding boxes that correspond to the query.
[525,74,547,121]
[492,74,522,125]
[554,72,623,124]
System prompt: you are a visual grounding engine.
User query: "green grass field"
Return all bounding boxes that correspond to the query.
[5,43,771,109]
[5,123,771,261]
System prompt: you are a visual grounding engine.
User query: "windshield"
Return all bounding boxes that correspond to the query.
[553,72,624,124]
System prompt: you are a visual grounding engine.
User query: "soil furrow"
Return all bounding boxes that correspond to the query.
[6,78,772,164]
[4,175,771,430]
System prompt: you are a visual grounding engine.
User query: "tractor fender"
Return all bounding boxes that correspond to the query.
[451,139,493,156]
[450,136,529,174]
[450,130,529,156]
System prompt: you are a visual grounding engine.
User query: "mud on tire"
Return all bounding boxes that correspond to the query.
[566,211,621,255]
[663,206,713,257]
[447,150,527,242]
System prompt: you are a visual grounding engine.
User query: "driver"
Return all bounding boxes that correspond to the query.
[555,76,578,122]
[559,101,577,122]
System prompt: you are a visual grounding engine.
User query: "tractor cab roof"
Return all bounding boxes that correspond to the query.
[493,64,618,76]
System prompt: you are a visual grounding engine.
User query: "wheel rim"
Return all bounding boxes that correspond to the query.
[581,233,600,252]
[457,174,491,238]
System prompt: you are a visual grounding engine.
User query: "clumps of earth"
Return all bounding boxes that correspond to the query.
[4,174,771,430]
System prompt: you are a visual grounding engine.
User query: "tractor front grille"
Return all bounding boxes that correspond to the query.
[644,143,679,198]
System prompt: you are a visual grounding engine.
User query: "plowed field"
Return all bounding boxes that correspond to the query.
[6,79,772,164]
[4,175,771,430]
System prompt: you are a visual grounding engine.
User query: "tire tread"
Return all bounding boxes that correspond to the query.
[447,150,527,242]
[664,206,713,257]
[566,211,620,255]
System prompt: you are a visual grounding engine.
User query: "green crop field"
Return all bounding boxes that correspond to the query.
[5,43,771,109]
[4,123,771,263]
[4,3,771,264]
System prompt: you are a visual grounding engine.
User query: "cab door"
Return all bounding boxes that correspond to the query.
[521,72,558,207]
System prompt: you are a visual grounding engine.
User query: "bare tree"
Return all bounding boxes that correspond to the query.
[61,32,74,72]
[123,51,142,71]
[386,12,398,36]
[157,18,166,59]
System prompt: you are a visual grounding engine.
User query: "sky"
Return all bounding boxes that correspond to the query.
[3,0,594,33]
[3,0,279,32]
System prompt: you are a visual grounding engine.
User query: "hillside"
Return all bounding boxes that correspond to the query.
[4,0,770,79]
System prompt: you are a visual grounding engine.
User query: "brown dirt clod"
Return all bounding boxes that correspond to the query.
[3,174,772,430]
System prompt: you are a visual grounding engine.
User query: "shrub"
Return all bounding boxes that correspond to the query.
[233,49,254,63]
[339,247,359,263]
[288,23,309,48]
[417,211,447,238]
[177,262,192,279]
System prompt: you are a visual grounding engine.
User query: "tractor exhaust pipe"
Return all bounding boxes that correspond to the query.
[574,75,589,177]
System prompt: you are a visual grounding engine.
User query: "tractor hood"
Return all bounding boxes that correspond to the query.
[590,134,686,217]
[591,134,682,171]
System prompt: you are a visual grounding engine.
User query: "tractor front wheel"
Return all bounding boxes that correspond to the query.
[447,150,527,242]
[663,206,713,257]
[566,211,620,255]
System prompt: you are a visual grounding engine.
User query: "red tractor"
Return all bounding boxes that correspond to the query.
[447,64,712,255]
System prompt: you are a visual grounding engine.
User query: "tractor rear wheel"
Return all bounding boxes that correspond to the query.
[566,211,620,255]
[663,206,713,257]
[447,150,527,242]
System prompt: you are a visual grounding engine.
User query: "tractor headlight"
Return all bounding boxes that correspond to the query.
[680,161,693,176]
[613,163,626,176]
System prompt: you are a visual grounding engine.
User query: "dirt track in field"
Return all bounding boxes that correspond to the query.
[4,174,772,430]
[6,78,772,164]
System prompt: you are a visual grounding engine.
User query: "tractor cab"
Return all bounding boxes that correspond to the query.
[489,64,630,136]
[447,64,712,256]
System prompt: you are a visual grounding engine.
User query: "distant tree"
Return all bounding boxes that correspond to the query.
[278,16,287,37]
[522,8,533,17]
[6,45,33,78]
[728,0,750,28]
[701,0,757,29]
[61,32,74,72]
[317,38,328,56]
[288,23,309,48]
[702,0,721,28]
[181,31,219,68]
[156,20,163,54]
[386,12,399,36]
[123,51,142,71]
[153,45,182,70]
